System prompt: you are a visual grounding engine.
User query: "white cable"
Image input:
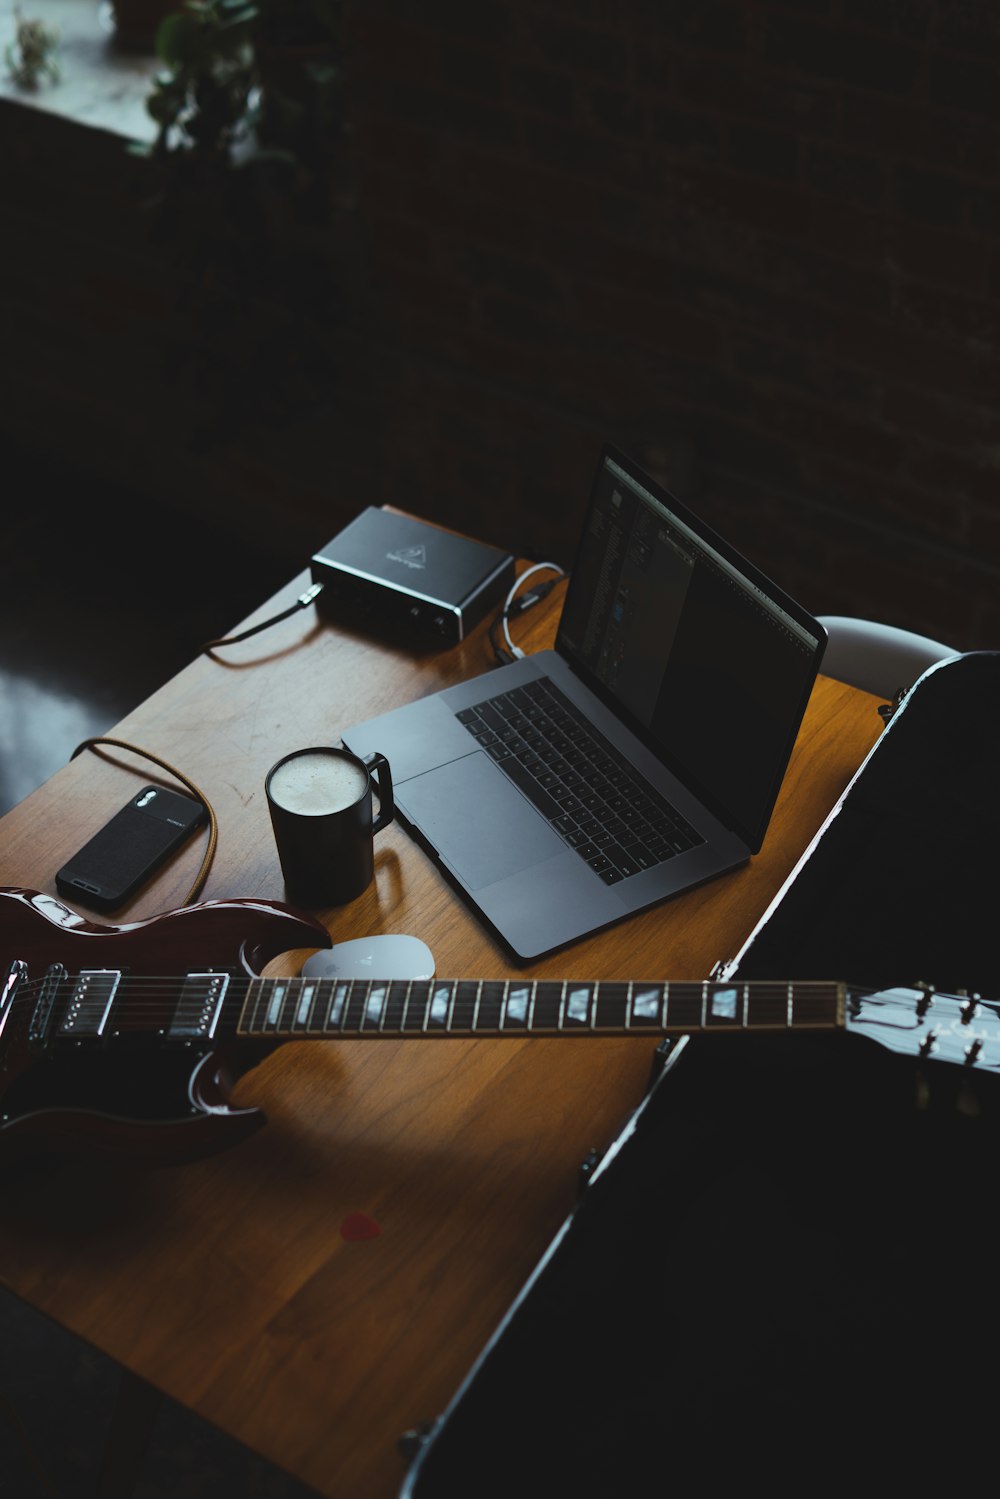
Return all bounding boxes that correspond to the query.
[502,561,566,659]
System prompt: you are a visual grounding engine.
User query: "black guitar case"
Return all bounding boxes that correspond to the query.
[401,653,1000,1497]
[722,648,1000,998]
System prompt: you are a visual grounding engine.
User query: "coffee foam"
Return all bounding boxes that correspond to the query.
[269,751,367,816]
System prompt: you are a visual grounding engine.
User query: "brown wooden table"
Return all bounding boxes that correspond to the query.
[0,550,885,1498]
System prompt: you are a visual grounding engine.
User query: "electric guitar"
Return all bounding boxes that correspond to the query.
[2,886,996,1162]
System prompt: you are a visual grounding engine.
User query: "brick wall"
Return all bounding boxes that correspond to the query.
[2,1,999,650]
[337,0,1000,648]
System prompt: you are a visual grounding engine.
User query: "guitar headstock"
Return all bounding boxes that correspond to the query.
[847,983,1000,1072]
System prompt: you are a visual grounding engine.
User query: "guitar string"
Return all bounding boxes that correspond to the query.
[13,986,977,1047]
[7,979,847,1029]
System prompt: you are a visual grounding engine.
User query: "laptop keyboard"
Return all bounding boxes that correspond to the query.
[456,680,704,884]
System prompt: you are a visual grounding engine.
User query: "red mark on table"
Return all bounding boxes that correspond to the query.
[340,1211,382,1241]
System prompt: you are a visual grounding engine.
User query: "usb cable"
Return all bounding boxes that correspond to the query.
[491,562,567,664]
[202,582,325,654]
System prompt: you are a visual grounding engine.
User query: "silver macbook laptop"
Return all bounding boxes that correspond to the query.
[342,446,827,960]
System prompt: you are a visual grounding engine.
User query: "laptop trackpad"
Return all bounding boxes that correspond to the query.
[398,752,565,891]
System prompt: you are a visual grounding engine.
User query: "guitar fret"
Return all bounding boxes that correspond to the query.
[344,981,369,1033]
[282,980,302,1032]
[475,983,505,1033]
[257,978,273,1033]
[452,982,479,1033]
[593,983,630,1030]
[383,981,409,1032]
[306,978,324,1031]
[532,983,564,1032]
[236,976,847,1039]
[744,983,794,1029]
[789,981,843,1028]
[396,980,412,1033]
[241,977,258,1034]
[401,982,430,1032]
[664,984,702,1030]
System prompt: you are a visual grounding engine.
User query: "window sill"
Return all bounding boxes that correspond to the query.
[1,0,155,143]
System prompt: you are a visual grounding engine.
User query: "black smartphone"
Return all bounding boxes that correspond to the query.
[55,786,207,912]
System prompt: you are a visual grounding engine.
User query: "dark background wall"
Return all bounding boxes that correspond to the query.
[3,0,999,650]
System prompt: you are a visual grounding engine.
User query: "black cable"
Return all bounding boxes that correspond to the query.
[202,582,324,653]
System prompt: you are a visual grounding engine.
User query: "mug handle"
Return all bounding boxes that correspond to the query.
[365,752,395,833]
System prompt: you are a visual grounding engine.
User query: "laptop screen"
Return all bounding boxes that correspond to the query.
[555,447,826,852]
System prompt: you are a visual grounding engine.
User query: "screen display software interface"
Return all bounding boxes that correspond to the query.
[557,456,821,844]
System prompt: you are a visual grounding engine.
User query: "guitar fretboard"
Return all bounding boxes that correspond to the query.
[236,978,846,1040]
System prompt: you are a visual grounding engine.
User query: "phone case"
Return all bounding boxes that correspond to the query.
[55,786,207,912]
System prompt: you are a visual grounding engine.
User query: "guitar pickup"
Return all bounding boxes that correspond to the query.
[56,970,121,1040]
[167,973,230,1040]
[29,963,66,1045]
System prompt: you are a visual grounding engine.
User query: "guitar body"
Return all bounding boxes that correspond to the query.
[4,860,997,1166]
[0,887,331,977]
[0,888,331,1163]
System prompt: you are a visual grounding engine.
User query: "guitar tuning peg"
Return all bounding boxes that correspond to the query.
[914,980,935,1017]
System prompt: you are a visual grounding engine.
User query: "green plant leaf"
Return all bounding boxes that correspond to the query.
[156,12,201,64]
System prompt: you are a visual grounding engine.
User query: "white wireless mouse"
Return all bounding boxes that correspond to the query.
[300,935,436,981]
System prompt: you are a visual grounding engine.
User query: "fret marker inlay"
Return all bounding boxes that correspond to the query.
[507,988,529,1023]
[430,987,450,1024]
[711,988,738,1020]
[633,988,660,1019]
[266,983,286,1028]
[366,986,386,1024]
[296,982,316,1028]
[567,987,590,1022]
[329,983,349,1028]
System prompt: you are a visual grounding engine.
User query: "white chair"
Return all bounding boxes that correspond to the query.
[817,615,959,700]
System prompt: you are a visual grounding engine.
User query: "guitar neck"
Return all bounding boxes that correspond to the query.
[236,977,847,1041]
